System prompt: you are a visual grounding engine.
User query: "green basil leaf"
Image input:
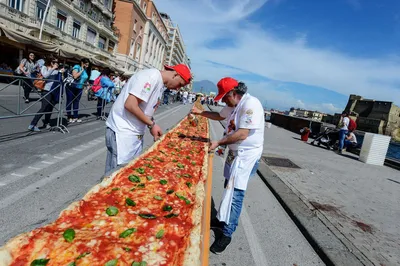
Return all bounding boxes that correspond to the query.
[139,213,157,219]
[146,175,153,181]
[183,174,192,178]
[126,198,136,207]
[172,159,178,163]
[63,228,75,243]
[140,262,147,266]
[30,259,50,266]
[119,228,137,238]
[155,157,164,162]
[160,150,167,155]
[132,262,147,266]
[76,252,91,260]
[156,229,165,239]
[171,152,176,155]
[130,187,136,191]
[191,161,196,166]
[154,195,163,201]
[144,158,152,161]
[159,179,167,185]
[67,262,76,266]
[186,156,191,159]
[111,187,120,191]
[166,189,174,194]
[186,182,192,188]
[105,259,118,266]
[137,183,145,188]
[106,206,119,216]
[128,175,141,183]
[136,168,145,174]
[123,247,132,252]
[177,163,185,169]
[164,213,179,218]
[176,193,191,205]
[162,205,172,212]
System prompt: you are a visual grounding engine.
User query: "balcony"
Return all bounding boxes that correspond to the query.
[91,0,112,18]
[0,3,39,29]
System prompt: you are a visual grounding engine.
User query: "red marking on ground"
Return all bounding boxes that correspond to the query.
[352,220,374,234]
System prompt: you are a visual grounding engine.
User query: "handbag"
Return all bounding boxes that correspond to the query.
[33,72,45,91]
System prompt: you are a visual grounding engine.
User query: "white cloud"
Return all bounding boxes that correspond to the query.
[155,0,400,106]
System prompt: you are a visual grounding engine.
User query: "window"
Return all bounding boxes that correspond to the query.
[79,0,85,12]
[72,20,81,39]
[108,41,115,53]
[143,2,147,12]
[8,0,24,12]
[86,27,97,44]
[56,10,67,31]
[135,43,141,60]
[104,0,111,10]
[98,36,106,49]
[88,9,97,21]
[133,19,137,33]
[36,0,48,20]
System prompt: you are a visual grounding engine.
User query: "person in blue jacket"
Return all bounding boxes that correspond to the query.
[95,68,115,119]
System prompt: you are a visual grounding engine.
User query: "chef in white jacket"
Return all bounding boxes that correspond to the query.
[209,77,265,254]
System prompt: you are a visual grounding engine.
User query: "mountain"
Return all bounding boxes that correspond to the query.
[192,80,217,95]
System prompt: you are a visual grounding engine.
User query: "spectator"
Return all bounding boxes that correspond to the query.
[95,68,115,119]
[15,52,36,103]
[182,90,188,105]
[113,74,121,95]
[344,131,358,150]
[163,88,171,105]
[201,96,205,105]
[89,67,101,85]
[338,111,350,154]
[66,58,90,123]
[28,55,63,132]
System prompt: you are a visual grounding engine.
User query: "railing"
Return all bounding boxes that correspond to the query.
[0,73,115,135]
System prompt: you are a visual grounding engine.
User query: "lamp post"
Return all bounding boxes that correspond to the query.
[125,31,145,70]
[39,0,52,40]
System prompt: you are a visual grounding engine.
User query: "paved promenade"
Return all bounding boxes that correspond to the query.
[261,123,400,266]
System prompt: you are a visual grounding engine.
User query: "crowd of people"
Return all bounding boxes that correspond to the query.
[7,52,127,132]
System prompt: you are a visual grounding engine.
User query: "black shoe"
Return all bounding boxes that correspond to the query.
[210,234,232,254]
[210,218,224,230]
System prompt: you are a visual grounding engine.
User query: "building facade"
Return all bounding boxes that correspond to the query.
[344,94,400,135]
[0,0,120,68]
[160,12,191,89]
[114,0,167,73]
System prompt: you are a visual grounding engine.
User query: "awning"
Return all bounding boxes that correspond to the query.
[0,25,59,53]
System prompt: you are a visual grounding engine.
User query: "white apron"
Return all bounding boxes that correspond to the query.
[115,132,143,165]
[217,93,263,223]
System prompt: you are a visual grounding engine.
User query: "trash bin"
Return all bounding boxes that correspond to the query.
[300,127,311,141]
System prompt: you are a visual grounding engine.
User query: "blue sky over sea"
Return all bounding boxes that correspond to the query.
[155,0,400,113]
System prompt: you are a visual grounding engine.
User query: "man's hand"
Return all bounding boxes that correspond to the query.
[150,124,163,141]
[191,106,203,115]
[209,140,219,151]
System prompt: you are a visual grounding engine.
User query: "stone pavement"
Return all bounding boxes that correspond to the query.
[261,123,400,266]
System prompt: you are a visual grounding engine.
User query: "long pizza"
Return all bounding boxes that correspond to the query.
[0,115,210,266]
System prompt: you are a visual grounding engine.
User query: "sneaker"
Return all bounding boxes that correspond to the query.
[69,118,74,123]
[25,99,29,103]
[210,218,224,230]
[28,125,40,132]
[210,234,232,254]
[76,119,82,123]
[44,124,51,130]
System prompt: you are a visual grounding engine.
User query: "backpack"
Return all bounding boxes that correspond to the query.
[348,118,357,132]
[92,75,103,93]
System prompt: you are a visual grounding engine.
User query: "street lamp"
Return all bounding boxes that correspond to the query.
[39,0,52,40]
[125,31,146,69]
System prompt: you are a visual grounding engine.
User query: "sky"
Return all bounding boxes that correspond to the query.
[154,0,400,113]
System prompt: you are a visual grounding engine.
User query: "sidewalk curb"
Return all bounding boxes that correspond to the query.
[256,160,367,266]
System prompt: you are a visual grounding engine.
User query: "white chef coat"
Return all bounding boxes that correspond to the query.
[106,69,165,164]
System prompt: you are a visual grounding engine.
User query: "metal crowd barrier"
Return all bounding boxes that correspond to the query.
[0,73,114,134]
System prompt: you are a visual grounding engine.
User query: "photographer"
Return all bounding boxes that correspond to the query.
[28,55,63,132]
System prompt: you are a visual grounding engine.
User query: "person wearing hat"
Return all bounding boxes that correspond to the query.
[104,64,191,173]
[207,77,265,254]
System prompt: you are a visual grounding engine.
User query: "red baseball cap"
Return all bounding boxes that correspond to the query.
[214,77,239,101]
[164,64,192,85]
